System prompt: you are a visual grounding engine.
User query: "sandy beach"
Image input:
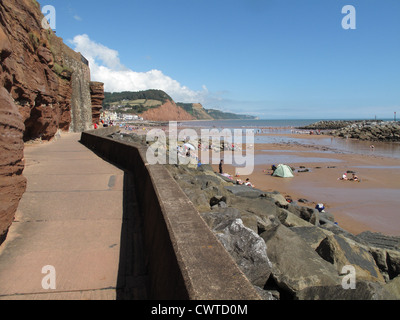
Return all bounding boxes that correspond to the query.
[121,124,400,236]
[209,133,400,236]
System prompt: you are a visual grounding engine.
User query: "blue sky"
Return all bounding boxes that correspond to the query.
[37,0,400,119]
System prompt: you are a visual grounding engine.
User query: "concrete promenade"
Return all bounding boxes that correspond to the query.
[0,133,141,299]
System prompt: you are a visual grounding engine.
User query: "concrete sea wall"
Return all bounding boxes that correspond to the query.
[80,127,261,300]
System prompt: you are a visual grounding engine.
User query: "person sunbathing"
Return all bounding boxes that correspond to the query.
[244,178,255,188]
[350,173,359,182]
[338,173,348,180]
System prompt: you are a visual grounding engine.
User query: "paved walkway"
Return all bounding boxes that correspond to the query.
[0,133,145,300]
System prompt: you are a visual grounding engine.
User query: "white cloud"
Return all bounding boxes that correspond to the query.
[69,34,208,103]
[73,15,82,21]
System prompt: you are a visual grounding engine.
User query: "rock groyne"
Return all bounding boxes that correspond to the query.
[298,120,400,142]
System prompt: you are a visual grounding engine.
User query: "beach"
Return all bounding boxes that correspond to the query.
[112,123,400,299]
[120,121,400,237]
[211,132,400,236]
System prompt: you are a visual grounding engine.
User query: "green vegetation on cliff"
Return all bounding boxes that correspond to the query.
[176,103,214,120]
[103,90,256,120]
[104,90,172,105]
[178,103,256,120]
[205,108,257,120]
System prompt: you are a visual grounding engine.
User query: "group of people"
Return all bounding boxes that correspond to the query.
[338,172,360,182]
[235,178,255,188]
[94,119,114,129]
[219,160,255,188]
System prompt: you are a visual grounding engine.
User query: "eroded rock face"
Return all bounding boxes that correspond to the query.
[0,0,92,244]
[0,0,72,141]
[1,0,93,140]
[141,100,195,121]
[0,88,26,244]
[90,81,105,125]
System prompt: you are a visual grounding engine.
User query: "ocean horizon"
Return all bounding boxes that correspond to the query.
[179,118,396,129]
[176,118,400,159]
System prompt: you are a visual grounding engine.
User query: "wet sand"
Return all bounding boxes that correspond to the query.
[121,124,400,236]
[211,134,400,236]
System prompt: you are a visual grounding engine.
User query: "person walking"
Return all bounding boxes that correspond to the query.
[219,159,223,174]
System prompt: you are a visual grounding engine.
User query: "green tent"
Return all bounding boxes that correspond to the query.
[272,164,294,178]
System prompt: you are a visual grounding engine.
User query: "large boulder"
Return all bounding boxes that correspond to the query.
[316,234,385,283]
[356,231,400,251]
[263,191,289,208]
[287,203,319,224]
[296,280,397,300]
[200,207,241,230]
[261,225,341,297]
[225,185,266,198]
[279,208,315,228]
[240,212,280,236]
[383,276,400,299]
[213,218,272,288]
[290,226,333,250]
[229,196,279,222]
[169,165,233,213]
[368,247,400,281]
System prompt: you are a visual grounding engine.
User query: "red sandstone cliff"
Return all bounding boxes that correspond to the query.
[0,0,74,141]
[90,82,105,124]
[0,0,103,244]
[141,100,195,121]
[0,87,26,243]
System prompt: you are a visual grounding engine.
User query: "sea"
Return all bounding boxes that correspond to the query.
[179,119,318,129]
[179,119,400,160]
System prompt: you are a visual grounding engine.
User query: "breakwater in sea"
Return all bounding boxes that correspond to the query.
[298,120,400,142]
[109,130,400,300]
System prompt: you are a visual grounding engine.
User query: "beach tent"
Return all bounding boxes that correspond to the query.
[183,143,196,151]
[272,164,294,178]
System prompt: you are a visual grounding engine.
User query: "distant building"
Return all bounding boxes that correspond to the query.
[101,111,118,122]
[123,114,140,121]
